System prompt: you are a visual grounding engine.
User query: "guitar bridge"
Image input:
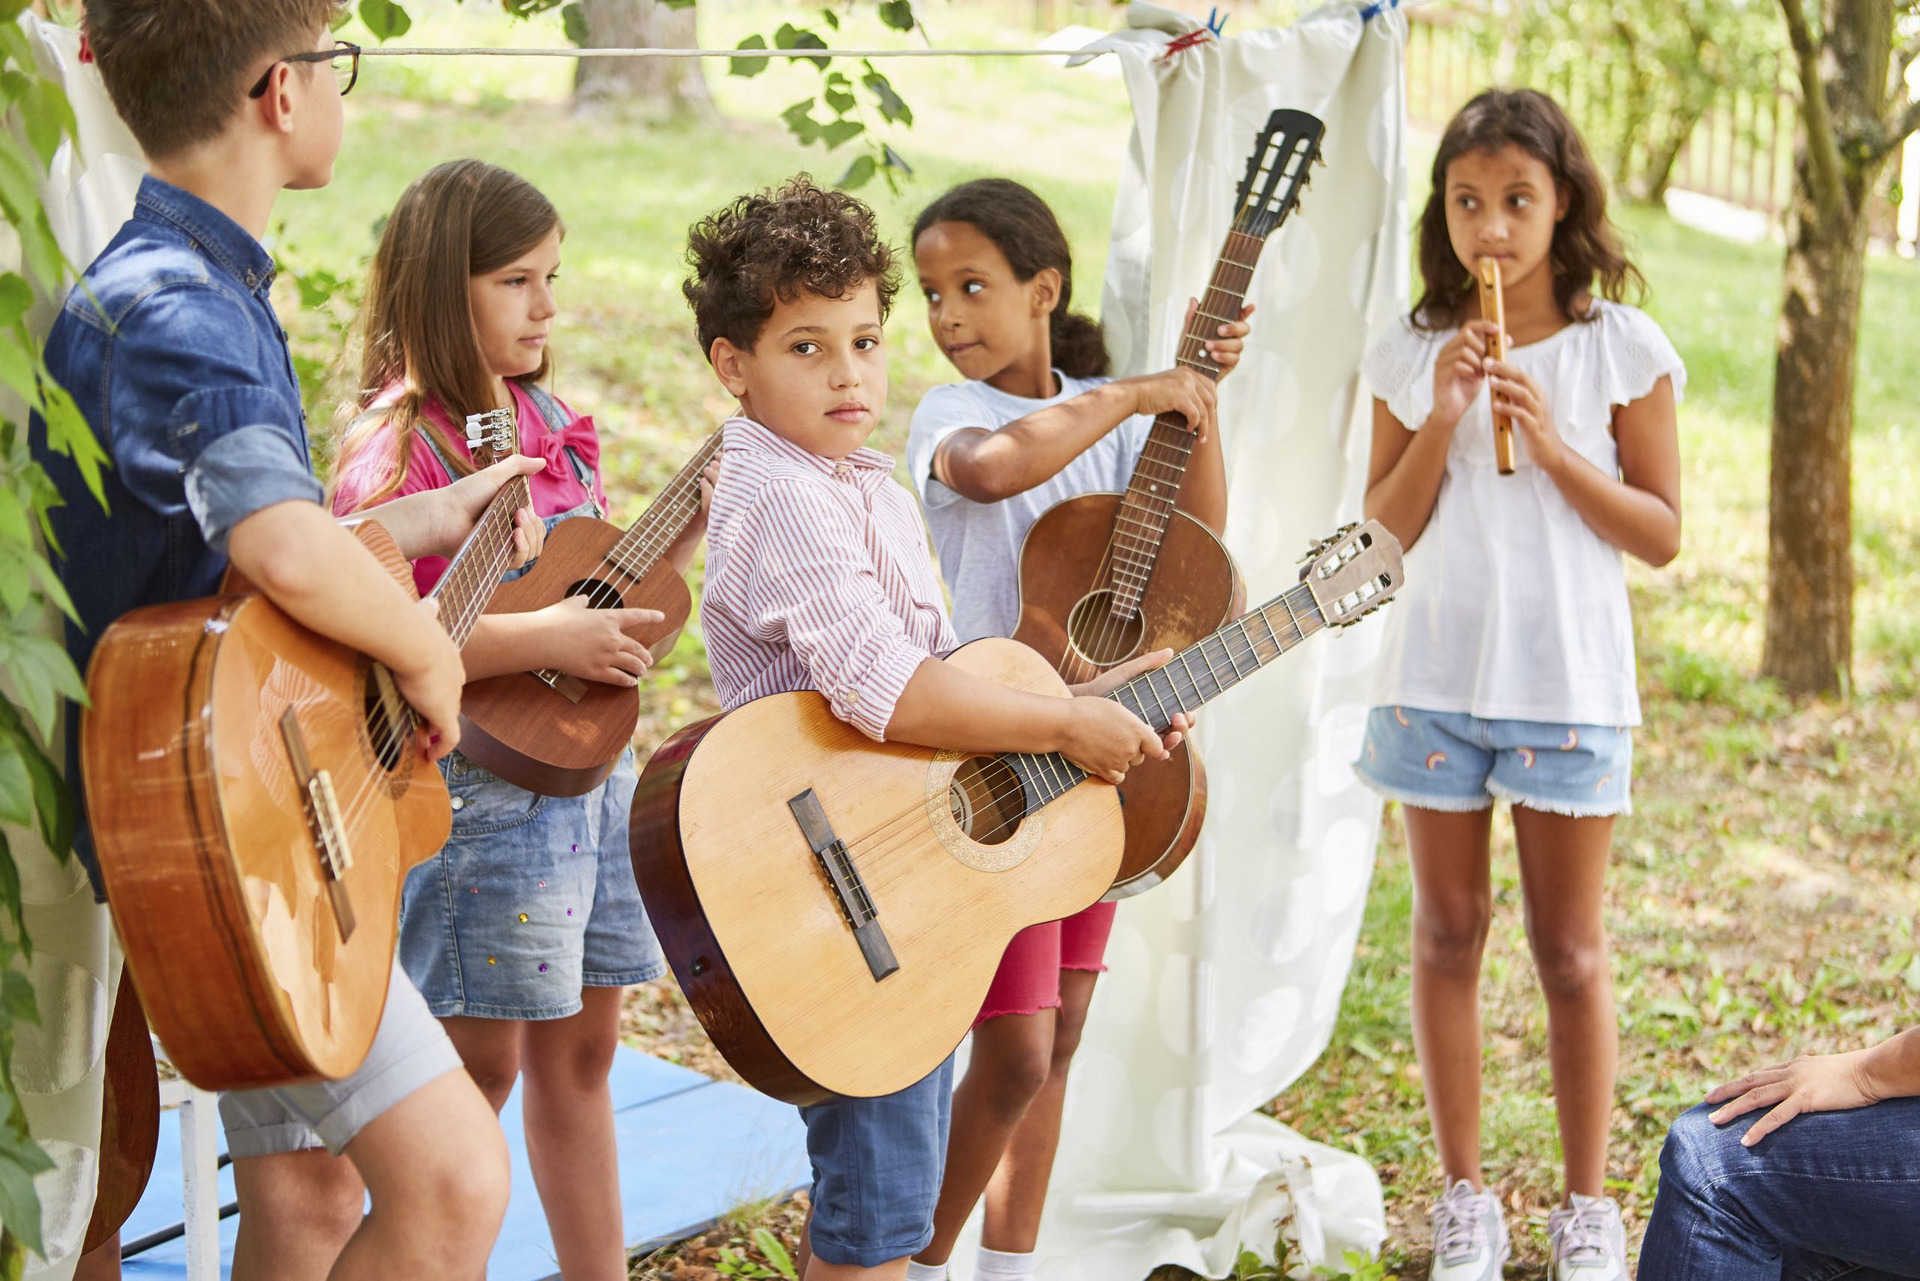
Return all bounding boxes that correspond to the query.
[533,667,588,705]
[788,788,898,982]
[280,709,357,942]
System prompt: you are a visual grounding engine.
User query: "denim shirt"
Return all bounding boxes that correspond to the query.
[34,175,324,892]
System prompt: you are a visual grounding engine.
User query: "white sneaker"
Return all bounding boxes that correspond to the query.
[1548,1193,1628,1281]
[1429,1179,1510,1281]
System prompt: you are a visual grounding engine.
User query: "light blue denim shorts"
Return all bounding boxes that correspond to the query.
[397,746,666,1020]
[1354,706,1633,817]
[801,1056,955,1268]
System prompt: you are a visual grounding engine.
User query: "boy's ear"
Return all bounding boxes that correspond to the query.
[710,337,750,397]
[1030,267,1062,318]
[254,63,301,138]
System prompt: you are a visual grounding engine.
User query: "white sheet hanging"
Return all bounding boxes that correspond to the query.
[951,4,1413,1275]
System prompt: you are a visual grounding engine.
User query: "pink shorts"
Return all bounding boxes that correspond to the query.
[975,901,1118,1028]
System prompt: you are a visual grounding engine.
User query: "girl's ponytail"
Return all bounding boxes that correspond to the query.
[914,177,1111,380]
[1049,309,1110,380]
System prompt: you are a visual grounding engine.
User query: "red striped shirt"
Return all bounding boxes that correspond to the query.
[702,417,956,741]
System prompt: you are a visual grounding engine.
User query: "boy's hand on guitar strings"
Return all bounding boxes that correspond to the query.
[1484,359,1565,476]
[688,458,723,538]
[1070,647,1195,754]
[1120,365,1218,443]
[1184,297,1256,382]
[541,595,665,687]
[1429,319,1501,433]
[393,597,466,761]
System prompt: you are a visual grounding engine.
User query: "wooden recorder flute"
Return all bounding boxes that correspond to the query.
[1476,256,1518,475]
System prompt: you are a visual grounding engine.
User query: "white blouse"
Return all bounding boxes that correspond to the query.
[1359,300,1685,728]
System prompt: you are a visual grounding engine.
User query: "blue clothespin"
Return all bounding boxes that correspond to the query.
[1359,0,1400,20]
[1206,7,1230,37]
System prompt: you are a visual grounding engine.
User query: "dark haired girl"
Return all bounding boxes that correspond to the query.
[900,177,1252,1280]
[1354,89,1683,1280]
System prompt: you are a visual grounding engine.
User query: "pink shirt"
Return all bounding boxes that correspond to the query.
[701,416,956,741]
[330,381,608,596]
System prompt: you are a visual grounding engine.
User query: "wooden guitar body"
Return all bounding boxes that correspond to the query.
[461,514,693,797]
[1011,492,1242,898]
[630,638,1124,1104]
[82,523,450,1089]
[84,971,158,1253]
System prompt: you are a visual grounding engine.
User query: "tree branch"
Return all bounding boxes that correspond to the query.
[1779,0,1850,224]
[1900,30,1920,75]
[1885,94,1920,155]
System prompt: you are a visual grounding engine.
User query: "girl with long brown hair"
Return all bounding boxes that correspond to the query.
[1355,89,1683,1279]
[331,159,708,1281]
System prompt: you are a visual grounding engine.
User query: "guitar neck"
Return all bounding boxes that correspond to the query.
[1107,228,1268,617]
[1008,579,1326,805]
[607,432,723,576]
[428,474,533,648]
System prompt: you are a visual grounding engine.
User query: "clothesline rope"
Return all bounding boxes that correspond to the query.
[356,45,1114,59]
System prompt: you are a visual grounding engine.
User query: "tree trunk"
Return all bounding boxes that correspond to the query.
[1761,0,1893,695]
[574,0,714,117]
[1641,102,1706,204]
[1763,162,1866,694]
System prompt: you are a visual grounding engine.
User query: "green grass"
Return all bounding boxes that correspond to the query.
[273,19,1920,1273]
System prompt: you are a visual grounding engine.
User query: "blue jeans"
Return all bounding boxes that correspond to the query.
[1639,1099,1920,1279]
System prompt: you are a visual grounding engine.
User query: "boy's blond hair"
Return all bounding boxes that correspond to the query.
[86,0,346,159]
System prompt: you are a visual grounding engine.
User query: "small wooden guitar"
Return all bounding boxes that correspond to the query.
[631,522,1401,1103]
[458,433,721,797]
[1011,107,1328,899]
[82,413,528,1090]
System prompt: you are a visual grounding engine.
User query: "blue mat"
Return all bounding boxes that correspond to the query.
[121,1049,809,1279]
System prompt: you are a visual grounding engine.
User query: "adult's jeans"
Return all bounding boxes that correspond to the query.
[1639,1097,1920,1279]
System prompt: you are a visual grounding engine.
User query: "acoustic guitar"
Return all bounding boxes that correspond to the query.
[631,522,1401,1103]
[82,412,528,1090]
[1010,108,1327,900]
[457,432,721,798]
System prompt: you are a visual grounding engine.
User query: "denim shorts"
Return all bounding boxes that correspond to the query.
[219,962,464,1157]
[397,746,666,1020]
[1354,706,1633,817]
[800,1057,955,1268]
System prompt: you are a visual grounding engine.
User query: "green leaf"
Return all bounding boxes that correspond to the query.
[0,973,33,1028]
[0,339,33,409]
[824,86,855,113]
[0,829,22,952]
[863,72,912,125]
[0,632,85,743]
[20,79,76,168]
[772,24,830,70]
[878,0,917,32]
[358,0,413,42]
[0,278,31,332]
[16,732,71,857]
[0,0,31,21]
[882,144,914,175]
[29,376,107,508]
[819,8,840,30]
[752,1228,797,1280]
[781,98,821,145]
[0,1121,50,1261]
[0,135,40,226]
[0,735,31,831]
[820,119,864,150]
[561,2,589,47]
[730,35,770,79]
[837,154,877,190]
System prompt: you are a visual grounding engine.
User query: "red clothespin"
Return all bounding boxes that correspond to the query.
[79,33,94,63]
[1161,28,1214,60]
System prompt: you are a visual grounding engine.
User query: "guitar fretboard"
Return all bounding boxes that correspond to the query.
[1007,579,1327,809]
[603,432,723,585]
[430,475,533,649]
[1107,228,1268,621]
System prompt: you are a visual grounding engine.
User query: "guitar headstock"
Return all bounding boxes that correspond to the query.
[464,408,518,468]
[1233,108,1327,241]
[1299,520,1402,629]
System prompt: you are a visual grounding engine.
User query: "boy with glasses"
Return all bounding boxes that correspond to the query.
[36,3,530,1277]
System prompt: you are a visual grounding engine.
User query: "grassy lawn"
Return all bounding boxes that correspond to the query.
[278,8,1920,1274]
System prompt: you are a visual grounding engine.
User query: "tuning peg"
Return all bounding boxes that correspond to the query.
[1313,151,1327,169]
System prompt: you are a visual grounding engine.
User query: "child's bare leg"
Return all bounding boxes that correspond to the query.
[980,970,1098,1253]
[520,986,627,1280]
[231,1149,365,1281]
[330,1069,510,1280]
[441,1016,525,1114]
[914,1011,1054,1265]
[1405,804,1497,1187]
[1513,806,1618,1199]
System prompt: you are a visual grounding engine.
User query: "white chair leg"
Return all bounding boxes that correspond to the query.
[157,1073,223,1281]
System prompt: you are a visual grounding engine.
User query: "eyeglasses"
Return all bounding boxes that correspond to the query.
[248,41,361,100]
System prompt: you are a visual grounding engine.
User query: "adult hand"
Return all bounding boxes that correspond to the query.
[1705,1048,1885,1147]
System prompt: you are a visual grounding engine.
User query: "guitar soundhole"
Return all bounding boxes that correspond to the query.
[1066,590,1146,667]
[946,757,1025,847]
[363,665,408,773]
[567,577,625,608]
